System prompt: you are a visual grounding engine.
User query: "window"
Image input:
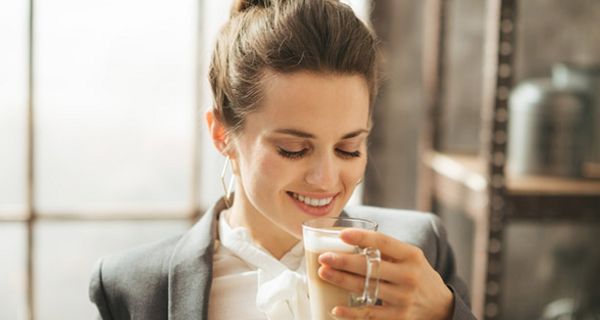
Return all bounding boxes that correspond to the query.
[0,1,368,318]
[1,0,197,318]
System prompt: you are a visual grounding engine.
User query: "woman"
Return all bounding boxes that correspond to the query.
[90,0,475,319]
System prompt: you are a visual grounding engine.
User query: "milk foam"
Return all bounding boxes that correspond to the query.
[304,233,355,253]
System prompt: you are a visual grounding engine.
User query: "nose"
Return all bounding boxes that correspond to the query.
[304,153,338,190]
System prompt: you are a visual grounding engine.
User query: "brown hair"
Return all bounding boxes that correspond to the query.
[209,0,379,134]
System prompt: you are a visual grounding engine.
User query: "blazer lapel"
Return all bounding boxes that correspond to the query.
[167,198,226,320]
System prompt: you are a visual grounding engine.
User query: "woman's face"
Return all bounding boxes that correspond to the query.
[230,71,370,239]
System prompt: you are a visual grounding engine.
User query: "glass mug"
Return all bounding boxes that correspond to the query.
[302,217,381,320]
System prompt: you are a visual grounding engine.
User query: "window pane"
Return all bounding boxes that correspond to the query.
[197,0,234,209]
[35,0,197,214]
[0,0,28,216]
[35,220,189,320]
[0,224,26,319]
[503,222,600,319]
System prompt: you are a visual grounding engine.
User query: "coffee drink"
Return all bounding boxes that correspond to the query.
[304,230,355,320]
[303,218,380,320]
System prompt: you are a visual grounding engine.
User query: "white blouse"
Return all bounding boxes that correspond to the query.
[208,213,310,320]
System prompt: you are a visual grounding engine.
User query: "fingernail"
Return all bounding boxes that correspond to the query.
[319,252,335,264]
[331,306,346,316]
[320,266,333,279]
[340,229,360,243]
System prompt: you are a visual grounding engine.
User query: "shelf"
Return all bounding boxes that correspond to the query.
[418,1,600,318]
[423,151,600,221]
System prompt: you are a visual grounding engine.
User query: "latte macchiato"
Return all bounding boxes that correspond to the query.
[304,229,355,320]
[302,218,380,320]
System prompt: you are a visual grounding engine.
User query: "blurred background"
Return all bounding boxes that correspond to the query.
[0,0,598,319]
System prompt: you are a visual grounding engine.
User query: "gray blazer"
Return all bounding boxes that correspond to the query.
[89,198,476,319]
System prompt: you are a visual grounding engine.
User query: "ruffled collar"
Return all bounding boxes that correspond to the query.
[217,212,310,320]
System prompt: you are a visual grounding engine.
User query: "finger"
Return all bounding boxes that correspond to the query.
[340,229,425,262]
[318,251,414,285]
[331,305,400,320]
[318,265,365,294]
[377,280,413,306]
[319,265,414,306]
[319,252,368,275]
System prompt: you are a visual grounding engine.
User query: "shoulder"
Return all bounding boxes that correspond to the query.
[344,205,447,267]
[101,234,182,286]
[89,234,182,318]
[343,205,443,240]
[344,205,439,225]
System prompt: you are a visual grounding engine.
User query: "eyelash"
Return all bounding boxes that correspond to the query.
[277,148,361,159]
[277,148,306,159]
[339,150,361,158]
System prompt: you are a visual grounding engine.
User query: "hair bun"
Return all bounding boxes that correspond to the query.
[231,0,271,15]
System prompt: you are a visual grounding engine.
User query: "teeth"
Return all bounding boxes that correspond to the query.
[291,192,333,207]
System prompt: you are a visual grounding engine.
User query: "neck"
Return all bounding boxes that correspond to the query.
[226,192,300,260]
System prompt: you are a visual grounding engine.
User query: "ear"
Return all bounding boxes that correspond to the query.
[205,110,229,155]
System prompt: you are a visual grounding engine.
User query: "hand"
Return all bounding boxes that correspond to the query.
[317,229,454,320]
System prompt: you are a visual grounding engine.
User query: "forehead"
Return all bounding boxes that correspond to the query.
[244,71,370,137]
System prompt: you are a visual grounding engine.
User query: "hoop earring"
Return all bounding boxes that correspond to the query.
[220,156,235,208]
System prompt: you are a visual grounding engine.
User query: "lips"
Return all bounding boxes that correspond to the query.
[286,191,338,217]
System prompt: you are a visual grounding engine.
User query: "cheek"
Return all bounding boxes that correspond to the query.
[342,158,367,187]
[257,155,284,184]
[243,149,290,197]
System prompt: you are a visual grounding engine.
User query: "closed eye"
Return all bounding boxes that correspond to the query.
[277,147,361,159]
[277,147,308,159]
[336,149,361,158]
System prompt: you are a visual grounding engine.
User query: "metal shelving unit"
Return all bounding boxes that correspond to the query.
[418,0,600,319]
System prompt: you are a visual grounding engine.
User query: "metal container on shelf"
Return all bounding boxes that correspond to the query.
[508,78,592,177]
[553,63,600,164]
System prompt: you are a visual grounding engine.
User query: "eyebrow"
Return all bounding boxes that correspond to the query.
[273,128,369,140]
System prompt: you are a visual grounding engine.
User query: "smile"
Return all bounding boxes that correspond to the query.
[288,192,334,207]
[286,191,338,217]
